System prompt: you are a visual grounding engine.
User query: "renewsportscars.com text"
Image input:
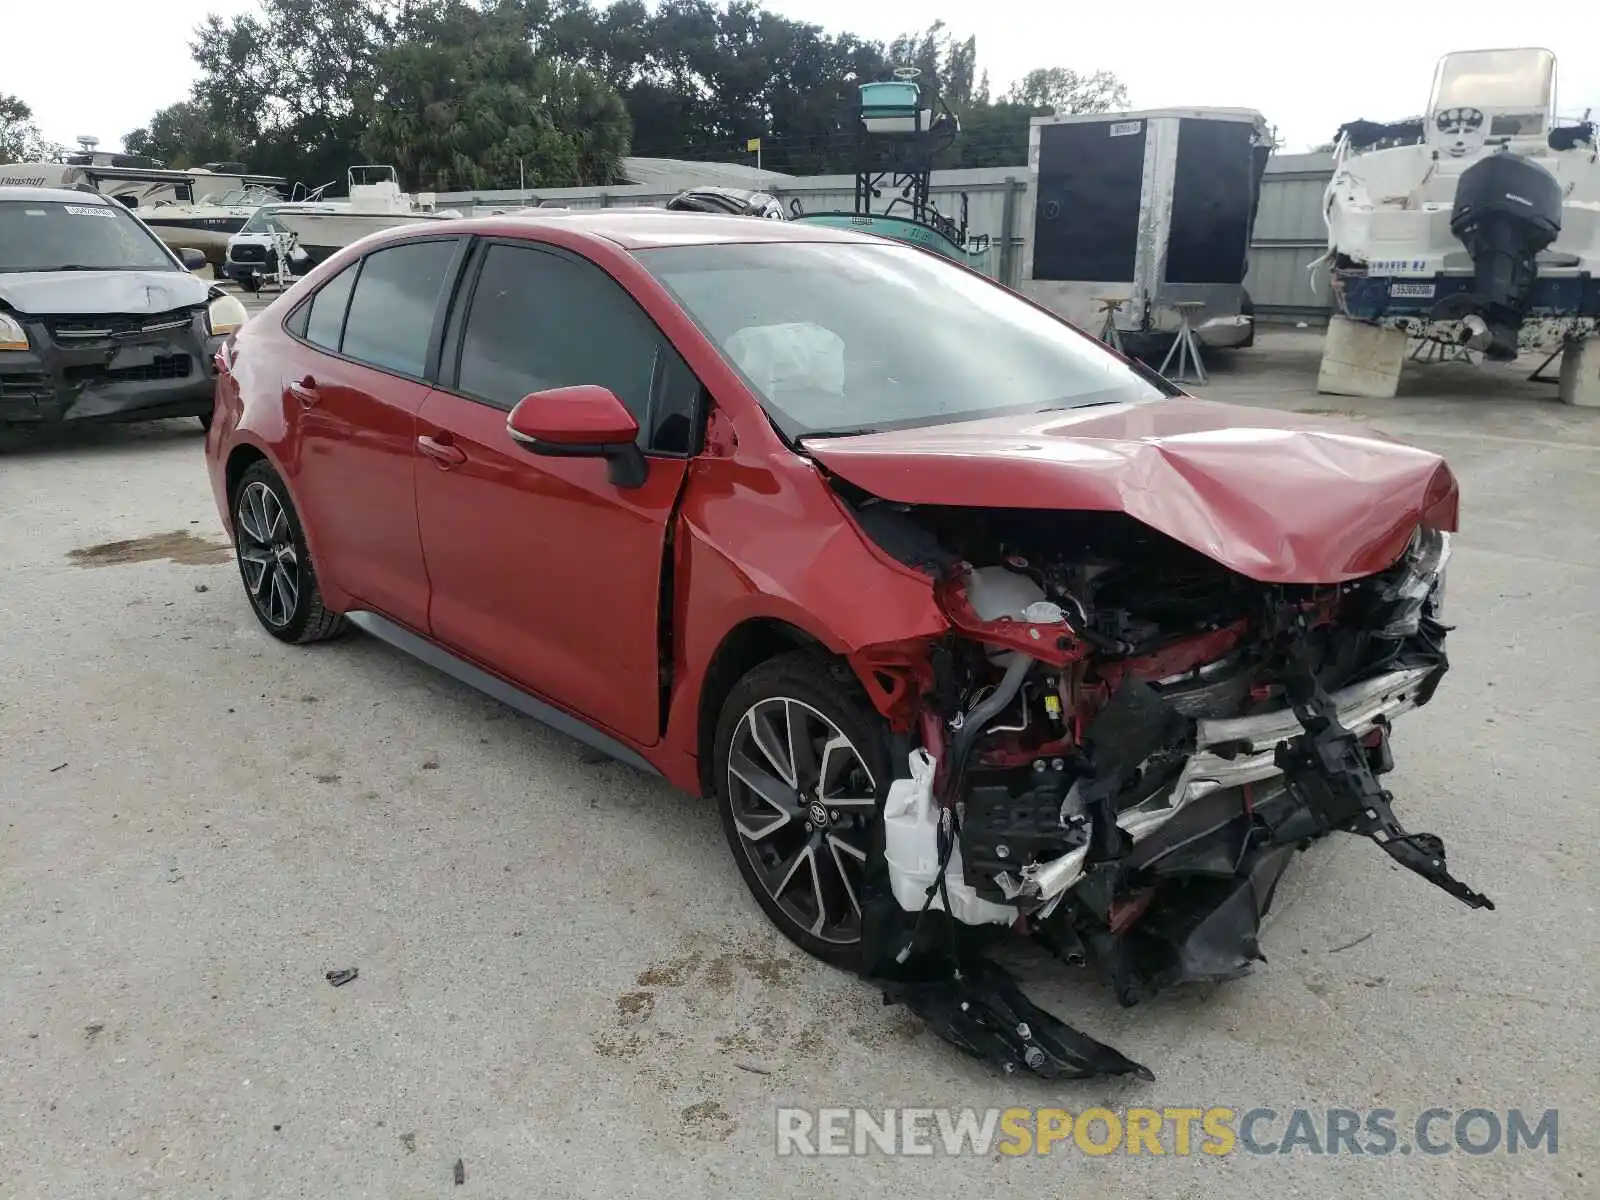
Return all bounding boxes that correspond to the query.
[775,1106,1559,1157]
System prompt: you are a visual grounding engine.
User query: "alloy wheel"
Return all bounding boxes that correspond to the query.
[725,696,878,945]
[235,480,300,628]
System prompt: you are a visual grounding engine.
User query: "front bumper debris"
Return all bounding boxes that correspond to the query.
[1274,661,1493,911]
[1021,664,1444,902]
[861,635,1490,1082]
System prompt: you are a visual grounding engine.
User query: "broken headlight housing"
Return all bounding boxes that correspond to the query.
[205,292,249,337]
[0,312,29,352]
[1376,525,1451,637]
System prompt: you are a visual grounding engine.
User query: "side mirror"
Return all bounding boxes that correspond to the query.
[506,385,647,488]
[179,247,207,271]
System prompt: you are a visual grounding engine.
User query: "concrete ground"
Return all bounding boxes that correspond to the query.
[1,324,1595,1198]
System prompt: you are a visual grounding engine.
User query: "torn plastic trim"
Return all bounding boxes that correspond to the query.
[1019,665,1438,905]
[1374,527,1452,638]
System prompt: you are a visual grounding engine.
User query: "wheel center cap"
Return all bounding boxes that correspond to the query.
[807,799,830,828]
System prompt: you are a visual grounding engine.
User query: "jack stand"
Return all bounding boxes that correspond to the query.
[1158,301,1208,384]
[1409,337,1476,365]
[1095,297,1127,353]
[1528,344,1563,383]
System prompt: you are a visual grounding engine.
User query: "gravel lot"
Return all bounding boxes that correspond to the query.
[2,322,1596,1198]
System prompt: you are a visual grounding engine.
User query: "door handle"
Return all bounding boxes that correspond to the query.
[417,432,466,467]
[287,375,320,406]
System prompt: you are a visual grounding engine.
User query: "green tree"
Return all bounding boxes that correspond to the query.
[0,93,61,164]
[122,1,1133,185]
[124,101,246,169]
[1004,67,1129,114]
[359,0,629,188]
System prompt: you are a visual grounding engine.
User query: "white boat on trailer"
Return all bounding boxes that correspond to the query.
[1317,47,1600,405]
[269,165,459,265]
[137,180,288,265]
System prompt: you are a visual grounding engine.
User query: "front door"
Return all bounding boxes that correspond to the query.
[283,237,463,630]
[414,240,703,746]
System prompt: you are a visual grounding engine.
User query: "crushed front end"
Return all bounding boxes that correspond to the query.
[843,500,1490,1082]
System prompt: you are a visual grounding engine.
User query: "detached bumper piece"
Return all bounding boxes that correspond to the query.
[1274,667,1494,911]
[880,954,1153,1082]
[860,829,1153,1081]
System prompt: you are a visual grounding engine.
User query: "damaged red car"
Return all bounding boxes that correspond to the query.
[205,212,1490,1081]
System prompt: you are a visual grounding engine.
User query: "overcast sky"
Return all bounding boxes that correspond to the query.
[12,0,1600,155]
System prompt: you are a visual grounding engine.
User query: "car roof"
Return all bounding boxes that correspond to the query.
[401,208,883,251]
[0,185,114,204]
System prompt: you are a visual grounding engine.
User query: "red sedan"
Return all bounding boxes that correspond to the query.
[205,211,1489,1080]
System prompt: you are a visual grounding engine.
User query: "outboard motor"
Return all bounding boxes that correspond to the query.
[1439,150,1562,360]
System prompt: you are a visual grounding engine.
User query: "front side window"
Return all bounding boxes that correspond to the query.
[340,239,459,377]
[0,199,177,273]
[454,242,696,451]
[635,240,1167,440]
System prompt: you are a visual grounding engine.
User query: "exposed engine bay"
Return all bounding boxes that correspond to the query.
[838,489,1492,1082]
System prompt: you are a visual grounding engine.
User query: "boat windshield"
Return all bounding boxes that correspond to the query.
[239,206,291,234]
[1430,48,1555,138]
[635,239,1167,441]
[0,199,176,273]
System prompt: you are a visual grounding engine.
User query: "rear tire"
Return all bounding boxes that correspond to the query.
[230,459,346,644]
[713,651,892,969]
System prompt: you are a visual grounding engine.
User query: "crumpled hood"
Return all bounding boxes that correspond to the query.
[0,270,209,317]
[804,398,1459,583]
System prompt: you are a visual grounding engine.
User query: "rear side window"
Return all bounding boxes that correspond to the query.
[454,242,699,452]
[302,264,356,350]
[340,239,459,377]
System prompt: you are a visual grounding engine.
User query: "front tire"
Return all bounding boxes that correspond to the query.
[713,652,892,968]
[230,460,346,644]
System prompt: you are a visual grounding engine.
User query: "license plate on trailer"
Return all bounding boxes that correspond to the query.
[1388,282,1436,298]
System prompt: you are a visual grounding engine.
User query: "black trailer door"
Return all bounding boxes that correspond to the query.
[1165,118,1264,285]
[1031,118,1147,282]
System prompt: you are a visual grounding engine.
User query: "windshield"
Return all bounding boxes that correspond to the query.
[635,241,1164,439]
[240,206,290,234]
[1430,48,1555,138]
[0,200,177,273]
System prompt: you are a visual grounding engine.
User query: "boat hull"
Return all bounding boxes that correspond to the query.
[1330,269,1600,354]
[143,216,249,265]
[273,211,457,263]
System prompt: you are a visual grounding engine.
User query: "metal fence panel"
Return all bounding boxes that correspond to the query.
[437,154,1334,316]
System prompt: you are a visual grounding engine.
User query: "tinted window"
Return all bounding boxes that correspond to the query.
[303,263,356,350]
[285,297,311,339]
[456,243,677,445]
[651,342,701,455]
[341,239,459,377]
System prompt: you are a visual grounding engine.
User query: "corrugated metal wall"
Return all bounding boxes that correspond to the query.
[436,153,1334,320]
[1243,153,1336,320]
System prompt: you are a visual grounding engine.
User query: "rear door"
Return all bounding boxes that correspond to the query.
[283,236,466,630]
[413,238,703,745]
